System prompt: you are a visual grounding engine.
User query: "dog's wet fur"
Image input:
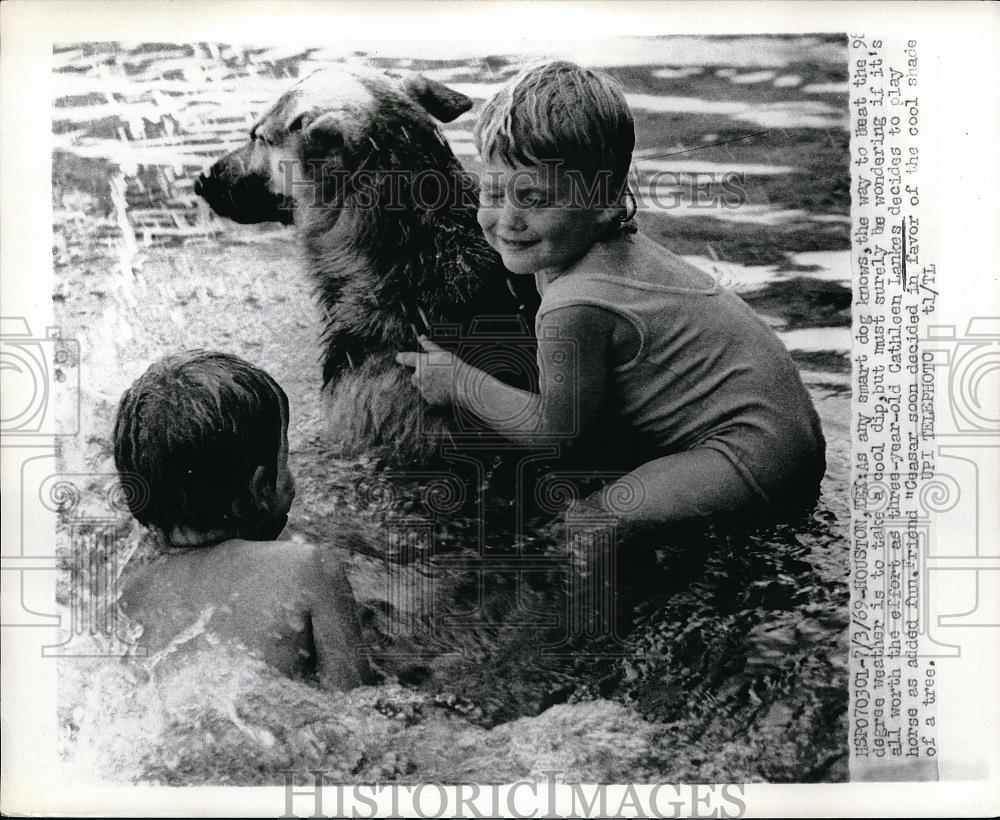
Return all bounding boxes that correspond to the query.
[197,67,539,462]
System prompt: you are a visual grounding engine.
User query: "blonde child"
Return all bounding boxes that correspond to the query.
[397,62,825,535]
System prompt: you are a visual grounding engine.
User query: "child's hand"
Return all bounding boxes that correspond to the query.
[395,336,459,406]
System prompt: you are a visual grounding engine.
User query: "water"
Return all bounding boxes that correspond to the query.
[52,37,851,783]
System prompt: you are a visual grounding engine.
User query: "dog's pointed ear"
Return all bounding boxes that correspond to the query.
[401,75,473,123]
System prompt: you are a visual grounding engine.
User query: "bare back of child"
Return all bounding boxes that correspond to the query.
[120,538,368,690]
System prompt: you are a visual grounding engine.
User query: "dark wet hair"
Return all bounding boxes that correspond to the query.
[474,60,636,220]
[113,351,289,535]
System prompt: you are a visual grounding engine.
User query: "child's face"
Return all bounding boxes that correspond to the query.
[477,161,614,276]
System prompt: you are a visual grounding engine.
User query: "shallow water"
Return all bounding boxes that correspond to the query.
[52,37,851,783]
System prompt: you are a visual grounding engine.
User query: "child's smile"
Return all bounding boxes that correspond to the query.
[477,161,614,277]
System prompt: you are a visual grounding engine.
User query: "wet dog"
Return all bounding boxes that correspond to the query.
[196,67,539,463]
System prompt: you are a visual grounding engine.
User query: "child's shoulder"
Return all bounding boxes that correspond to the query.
[222,538,355,593]
[211,538,337,583]
[540,235,717,314]
[619,234,719,291]
[564,233,718,294]
[213,536,316,562]
[121,538,329,601]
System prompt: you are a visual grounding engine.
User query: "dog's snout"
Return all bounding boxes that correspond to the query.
[194,150,294,226]
[194,161,222,197]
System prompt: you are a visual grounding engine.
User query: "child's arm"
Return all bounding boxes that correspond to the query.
[398,305,616,448]
[307,546,373,690]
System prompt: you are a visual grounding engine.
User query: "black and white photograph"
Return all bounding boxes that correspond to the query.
[2,2,998,816]
[48,30,851,786]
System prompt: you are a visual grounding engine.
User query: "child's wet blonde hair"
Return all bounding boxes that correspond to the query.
[474,61,635,211]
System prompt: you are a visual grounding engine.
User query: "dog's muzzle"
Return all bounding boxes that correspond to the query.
[195,147,295,226]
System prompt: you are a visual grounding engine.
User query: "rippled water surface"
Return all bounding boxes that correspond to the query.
[53,36,851,784]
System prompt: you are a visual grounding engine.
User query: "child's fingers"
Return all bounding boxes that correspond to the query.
[395,352,422,369]
[417,336,453,367]
[417,335,445,353]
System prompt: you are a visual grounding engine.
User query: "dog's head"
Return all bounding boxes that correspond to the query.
[194,67,474,225]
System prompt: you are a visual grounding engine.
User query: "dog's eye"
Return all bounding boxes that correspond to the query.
[250,123,274,145]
